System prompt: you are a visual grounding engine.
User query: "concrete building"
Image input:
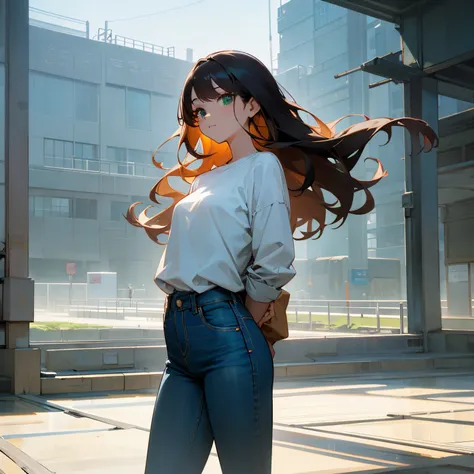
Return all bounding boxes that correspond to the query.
[25,22,191,295]
[276,0,409,298]
[275,0,473,301]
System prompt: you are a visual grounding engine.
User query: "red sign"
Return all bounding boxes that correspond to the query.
[89,274,102,284]
[66,263,76,276]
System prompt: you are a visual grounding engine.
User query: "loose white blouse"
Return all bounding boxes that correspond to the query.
[154,151,296,303]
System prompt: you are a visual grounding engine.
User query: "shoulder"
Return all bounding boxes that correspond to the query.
[251,152,286,182]
[253,152,282,170]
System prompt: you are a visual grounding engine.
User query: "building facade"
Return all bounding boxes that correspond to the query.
[27,25,191,295]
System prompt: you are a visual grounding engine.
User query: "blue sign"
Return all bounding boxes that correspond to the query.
[351,269,369,285]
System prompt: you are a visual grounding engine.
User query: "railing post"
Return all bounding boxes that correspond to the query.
[400,302,404,334]
[346,301,350,327]
[376,302,380,332]
[295,307,299,323]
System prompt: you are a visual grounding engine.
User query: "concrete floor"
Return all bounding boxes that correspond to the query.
[2,371,474,473]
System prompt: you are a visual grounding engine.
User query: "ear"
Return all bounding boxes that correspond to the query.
[245,97,261,118]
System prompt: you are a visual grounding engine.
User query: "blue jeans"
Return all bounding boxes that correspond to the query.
[145,287,274,474]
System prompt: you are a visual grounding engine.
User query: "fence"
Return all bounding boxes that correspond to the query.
[34,286,474,334]
[42,156,161,178]
[29,7,90,39]
[63,297,409,334]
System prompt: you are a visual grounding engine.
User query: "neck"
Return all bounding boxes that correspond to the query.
[227,130,257,162]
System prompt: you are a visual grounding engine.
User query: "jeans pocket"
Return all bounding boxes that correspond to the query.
[198,301,239,332]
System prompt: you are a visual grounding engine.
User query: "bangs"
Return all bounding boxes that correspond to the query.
[181,59,246,126]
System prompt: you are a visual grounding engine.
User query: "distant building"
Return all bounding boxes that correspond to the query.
[276,0,418,297]
[27,22,191,295]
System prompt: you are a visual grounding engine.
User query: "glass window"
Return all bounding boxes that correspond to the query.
[107,146,127,162]
[44,138,54,158]
[51,197,71,217]
[128,149,150,164]
[75,81,98,122]
[107,146,129,174]
[44,138,74,167]
[30,196,72,218]
[111,201,127,222]
[74,142,98,160]
[126,88,151,130]
[30,72,74,118]
[74,198,97,220]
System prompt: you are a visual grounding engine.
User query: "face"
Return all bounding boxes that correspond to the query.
[191,80,260,144]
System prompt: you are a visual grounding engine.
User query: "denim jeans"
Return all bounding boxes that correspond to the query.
[144,287,274,474]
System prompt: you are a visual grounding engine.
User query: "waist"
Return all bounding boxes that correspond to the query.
[167,287,246,311]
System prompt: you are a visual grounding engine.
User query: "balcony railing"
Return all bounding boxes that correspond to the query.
[29,7,90,39]
[110,34,175,57]
[43,155,161,178]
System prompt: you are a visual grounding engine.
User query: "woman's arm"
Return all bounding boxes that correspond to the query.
[244,155,296,324]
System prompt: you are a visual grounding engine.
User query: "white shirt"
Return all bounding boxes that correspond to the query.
[154,151,296,303]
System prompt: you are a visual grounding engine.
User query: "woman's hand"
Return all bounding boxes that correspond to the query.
[245,295,276,358]
[258,302,275,328]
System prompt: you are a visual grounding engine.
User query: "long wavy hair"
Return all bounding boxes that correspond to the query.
[126,50,437,244]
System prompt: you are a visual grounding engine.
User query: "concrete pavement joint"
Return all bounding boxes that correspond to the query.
[302,425,474,456]
[0,438,53,474]
[18,394,148,432]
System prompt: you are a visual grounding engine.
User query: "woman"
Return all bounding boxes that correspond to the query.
[127,50,437,474]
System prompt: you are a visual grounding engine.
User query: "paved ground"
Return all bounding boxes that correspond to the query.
[2,370,474,473]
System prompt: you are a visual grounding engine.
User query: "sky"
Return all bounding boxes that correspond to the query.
[29,0,284,69]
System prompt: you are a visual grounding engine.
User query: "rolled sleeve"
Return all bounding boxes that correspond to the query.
[245,202,296,303]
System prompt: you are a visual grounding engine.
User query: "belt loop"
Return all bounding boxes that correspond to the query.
[230,291,237,305]
[191,293,198,314]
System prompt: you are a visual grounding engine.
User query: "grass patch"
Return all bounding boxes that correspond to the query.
[287,312,400,329]
[30,322,109,331]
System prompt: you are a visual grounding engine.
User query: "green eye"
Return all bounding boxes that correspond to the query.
[195,108,206,119]
[220,94,233,106]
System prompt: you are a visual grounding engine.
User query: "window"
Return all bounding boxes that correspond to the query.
[44,139,98,170]
[30,72,74,118]
[29,196,72,218]
[107,146,127,162]
[75,81,98,122]
[74,142,99,160]
[74,198,97,220]
[111,201,127,221]
[107,146,129,174]
[29,196,96,219]
[44,138,73,167]
[128,149,150,164]
[126,88,151,130]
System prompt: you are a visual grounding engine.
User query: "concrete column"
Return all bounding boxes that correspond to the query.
[0,0,40,394]
[403,76,442,339]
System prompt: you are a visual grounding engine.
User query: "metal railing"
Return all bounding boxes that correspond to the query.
[42,156,161,178]
[288,299,408,334]
[96,29,176,58]
[36,293,474,335]
[113,35,175,57]
[62,297,410,334]
[29,7,90,39]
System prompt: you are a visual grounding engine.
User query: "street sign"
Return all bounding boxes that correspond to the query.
[351,269,369,285]
[66,262,76,276]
